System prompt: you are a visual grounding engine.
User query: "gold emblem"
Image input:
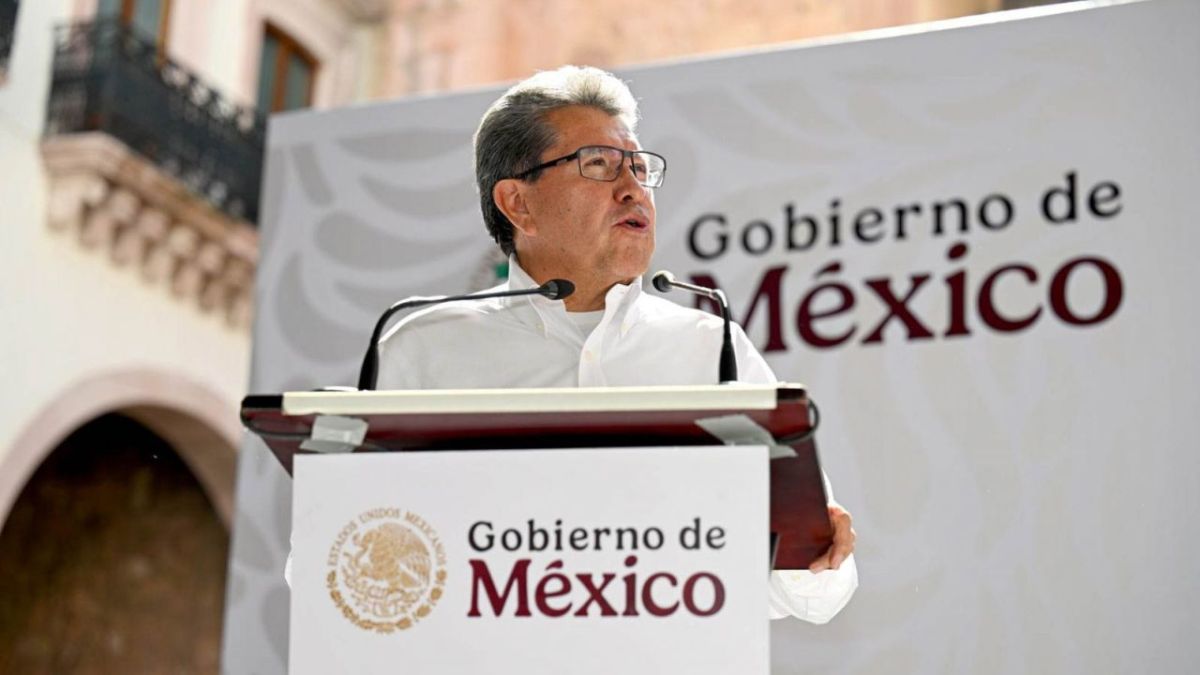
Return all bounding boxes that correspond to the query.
[327,508,447,633]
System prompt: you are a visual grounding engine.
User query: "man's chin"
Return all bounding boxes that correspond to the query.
[590,244,654,286]
[614,260,653,286]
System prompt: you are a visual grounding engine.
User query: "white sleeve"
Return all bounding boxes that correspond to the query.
[735,337,859,623]
[730,323,778,385]
[284,528,295,590]
[376,323,421,390]
[768,556,858,623]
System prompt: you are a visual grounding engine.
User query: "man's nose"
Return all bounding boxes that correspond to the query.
[614,160,649,202]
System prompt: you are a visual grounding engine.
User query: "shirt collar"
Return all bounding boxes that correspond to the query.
[506,255,644,339]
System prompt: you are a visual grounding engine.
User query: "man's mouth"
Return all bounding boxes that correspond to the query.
[615,216,649,231]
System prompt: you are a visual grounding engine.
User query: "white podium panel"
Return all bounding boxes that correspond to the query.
[290,446,770,674]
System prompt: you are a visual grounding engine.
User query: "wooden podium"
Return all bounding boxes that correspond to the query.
[240,383,833,569]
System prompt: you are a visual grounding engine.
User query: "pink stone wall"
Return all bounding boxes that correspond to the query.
[382,0,1005,95]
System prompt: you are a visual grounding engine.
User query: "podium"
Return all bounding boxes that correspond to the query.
[241,382,833,570]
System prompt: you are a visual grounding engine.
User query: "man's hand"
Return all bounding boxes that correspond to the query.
[808,503,856,572]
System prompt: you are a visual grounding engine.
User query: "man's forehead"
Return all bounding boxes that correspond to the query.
[544,105,640,150]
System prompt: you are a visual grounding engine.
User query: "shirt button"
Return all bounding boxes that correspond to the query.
[583,350,595,363]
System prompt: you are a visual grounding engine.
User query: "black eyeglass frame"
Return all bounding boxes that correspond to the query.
[511,144,667,188]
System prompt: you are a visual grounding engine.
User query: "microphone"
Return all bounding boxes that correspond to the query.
[357,278,575,390]
[651,270,738,384]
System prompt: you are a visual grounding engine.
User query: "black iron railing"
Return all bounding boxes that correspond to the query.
[45,18,266,224]
[0,1,18,75]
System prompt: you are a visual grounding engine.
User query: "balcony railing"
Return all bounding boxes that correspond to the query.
[0,1,17,75]
[45,18,265,224]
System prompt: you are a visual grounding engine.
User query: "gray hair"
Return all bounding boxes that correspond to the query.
[474,66,640,255]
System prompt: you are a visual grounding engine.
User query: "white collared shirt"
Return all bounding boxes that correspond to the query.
[377,257,857,623]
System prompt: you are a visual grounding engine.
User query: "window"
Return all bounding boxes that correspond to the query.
[97,0,172,50]
[0,0,19,79]
[256,23,317,114]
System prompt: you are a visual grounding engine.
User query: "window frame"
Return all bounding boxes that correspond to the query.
[104,0,173,53]
[258,21,318,114]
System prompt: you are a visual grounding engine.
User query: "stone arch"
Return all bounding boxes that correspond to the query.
[0,368,240,530]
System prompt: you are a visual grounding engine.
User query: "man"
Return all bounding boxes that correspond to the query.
[379,66,857,623]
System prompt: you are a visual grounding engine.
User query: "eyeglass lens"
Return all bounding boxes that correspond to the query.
[577,146,665,187]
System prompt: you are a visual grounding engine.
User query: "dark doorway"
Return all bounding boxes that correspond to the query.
[0,413,228,673]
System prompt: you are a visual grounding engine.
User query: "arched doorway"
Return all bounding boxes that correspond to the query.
[0,413,229,673]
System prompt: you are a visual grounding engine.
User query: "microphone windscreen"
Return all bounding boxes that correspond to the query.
[651,270,675,293]
[542,278,575,300]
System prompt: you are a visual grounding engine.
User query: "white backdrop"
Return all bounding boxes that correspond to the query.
[222,1,1200,672]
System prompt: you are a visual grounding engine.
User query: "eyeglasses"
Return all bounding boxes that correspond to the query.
[512,145,667,188]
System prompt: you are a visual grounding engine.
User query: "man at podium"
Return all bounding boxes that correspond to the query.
[377,66,857,623]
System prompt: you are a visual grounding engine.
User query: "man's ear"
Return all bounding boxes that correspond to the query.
[494,179,536,237]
